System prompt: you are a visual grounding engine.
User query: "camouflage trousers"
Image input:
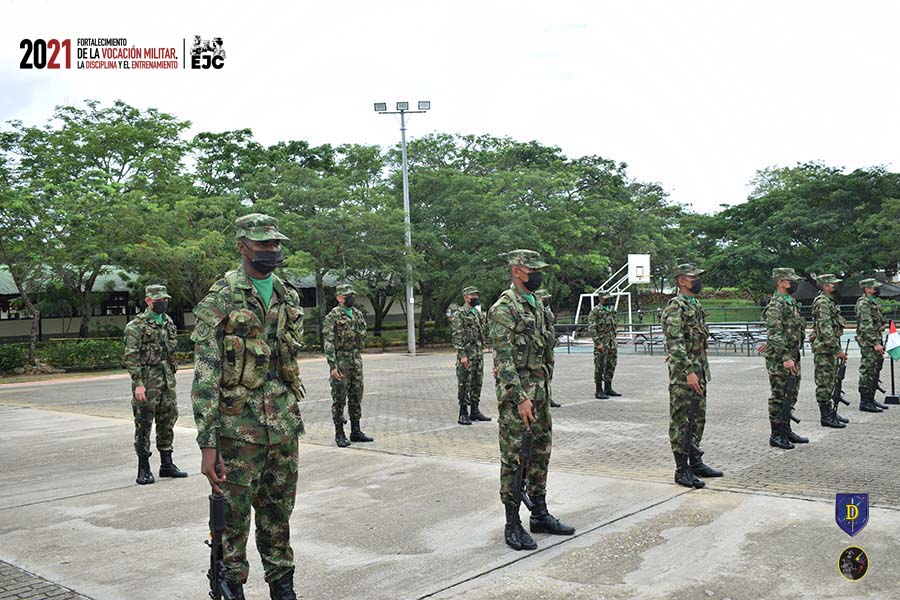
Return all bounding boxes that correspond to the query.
[593,343,617,384]
[858,347,880,394]
[766,353,801,425]
[497,373,552,505]
[220,435,298,584]
[456,351,484,405]
[668,382,707,456]
[331,354,364,425]
[131,385,177,456]
[813,352,838,407]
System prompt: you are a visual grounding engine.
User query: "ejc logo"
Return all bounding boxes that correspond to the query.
[189,35,225,69]
[835,493,868,537]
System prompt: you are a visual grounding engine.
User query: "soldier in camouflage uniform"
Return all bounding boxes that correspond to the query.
[490,250,574,551]
[323,284,374,447]
[856,278,887,413]
[588,292,621,399]
[661,263,722,489]
[810,274,849,429]
[123,284,187,485]
[191,214,305,600]
[535,289,562,408]
[451,285,491,425]
[764,268,807,450]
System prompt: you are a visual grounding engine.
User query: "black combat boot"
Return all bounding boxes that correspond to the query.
[470,401,492,421]
[834,407,849,423]
[594,381,608,400]
[674,453,703,488]
[873,398,890,410]
[225,581,246,600]
[159,450,188,478]
[819,403,846,428]
[786,423,809,444]
[136,454,155,485]
[769,421,794,449]
[689,444,723,477]
[349,419,374,442]
[859,392,883,413]
[549,398,562,408]
[504,503,537,551]
[334,423,351,448]
[268,568,297,600]
[604,382,622,397]
[458,404,472,425]
[529,495,576,535]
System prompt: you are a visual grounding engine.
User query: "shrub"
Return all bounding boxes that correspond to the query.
[0,344,27,374]
[37,338,124,371]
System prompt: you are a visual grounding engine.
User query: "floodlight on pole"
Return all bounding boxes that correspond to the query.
[374,100,431,356]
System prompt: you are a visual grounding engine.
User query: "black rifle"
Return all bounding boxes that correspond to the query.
[784,373,800,424]
[137,404,151,458]
[512,429,534,511]
[206,427,233,600]
[871,336,887,395]
[682,383,702,457]
[832,340,851,410]
[459,362,470,404]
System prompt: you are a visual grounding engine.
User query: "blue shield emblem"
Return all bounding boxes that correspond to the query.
[836,494,869,537]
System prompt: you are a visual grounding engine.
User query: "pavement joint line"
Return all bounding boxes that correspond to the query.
[413,488,694,600]
[0,482,163,513]
[701,482,900,512]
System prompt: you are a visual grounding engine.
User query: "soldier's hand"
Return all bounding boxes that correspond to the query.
[757,343,767,354]
[875,344,885,354]
[331,368,344,381]
[597,344,605,352]
[133,386,147,403]
[201,447,226,494]
[837,351,848,361]
[518,399,536,429]
[784,359,798,374]
[685,372,703,395]
[492,367,499,379]
[461,356,470,369]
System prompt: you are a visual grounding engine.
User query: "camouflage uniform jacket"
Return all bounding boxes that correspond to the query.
[322,305,367,370]
[811,292,844,354]
[764,293,806,362]
[451,307,486,360]
[123,309,178,389]
[489,284,547,405]
[191,267,305,447]
[588,305,617,346]
[855,295,885,349]
[661,295,710,380]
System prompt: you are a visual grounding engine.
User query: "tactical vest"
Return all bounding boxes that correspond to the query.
[137,317,176,366]
[503,291,546,374]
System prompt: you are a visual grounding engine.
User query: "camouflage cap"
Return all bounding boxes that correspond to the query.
[535,289,552,299]
[599,291,614,300]
[145,284,171,300]
[462,286,479,296]
[673,263,705,277]
[772,267,800,281]
[504,249,549,269]
[234,213,290,242]
[336,283,355,296]
[814,273,842,285]
[859,278,882,289]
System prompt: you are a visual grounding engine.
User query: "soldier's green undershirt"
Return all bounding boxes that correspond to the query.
[679,294,699,305]
[775,291,795,304]
[519,290,536,307]
[149,310,164,324]
[342,307,354,317]
[250,274,274,308]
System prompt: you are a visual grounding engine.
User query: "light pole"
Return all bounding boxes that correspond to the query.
[374,100,430,356]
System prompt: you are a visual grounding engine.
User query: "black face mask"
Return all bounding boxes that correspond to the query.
[469,297,480,307]
[249,248,285,274]
[523,271,543,292]
[343,295,356,308]
[151,301,168,314]
[787,281,799,295]
[873,289,881,298]
[689,280,702,294]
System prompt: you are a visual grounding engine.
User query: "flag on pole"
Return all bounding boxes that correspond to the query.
[886,321,900,361]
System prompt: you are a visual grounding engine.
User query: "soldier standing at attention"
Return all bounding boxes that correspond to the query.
[856,278,887,413]
[588,292,621,399]
[192,214,306,600]
[764,268,807,450]
[535,289,562,408]
[810,274,848,428]
[490,250,574,551]
[323,284,374,447]
[124,284,187,485]
[451,285,491,425]
[661,264,722,489]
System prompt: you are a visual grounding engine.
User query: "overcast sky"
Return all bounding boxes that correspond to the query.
[2,0,898,214]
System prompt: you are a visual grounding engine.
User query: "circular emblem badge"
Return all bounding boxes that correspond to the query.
[838,546,869,581]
